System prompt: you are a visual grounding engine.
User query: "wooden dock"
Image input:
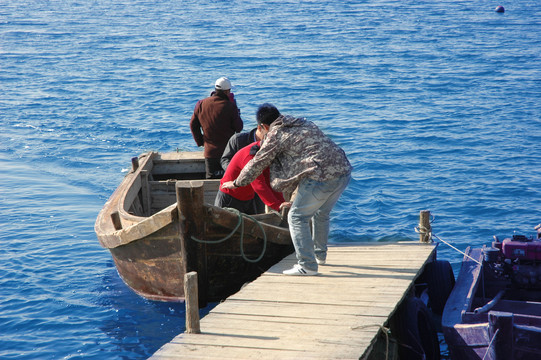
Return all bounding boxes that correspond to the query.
[150,241,436,359]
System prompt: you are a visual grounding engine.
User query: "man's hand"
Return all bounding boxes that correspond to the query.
[279,202,292,211]
[221,181,236,190]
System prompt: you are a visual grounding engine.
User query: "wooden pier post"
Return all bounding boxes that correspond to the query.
[176,181,208,307]
[419,210,432,243]
[184,271,201,334]
[488,311,513,360]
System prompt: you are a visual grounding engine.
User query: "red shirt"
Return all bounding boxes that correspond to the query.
[220,141,285,211]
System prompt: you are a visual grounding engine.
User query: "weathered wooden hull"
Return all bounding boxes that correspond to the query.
[442,247,541,360]
[95,152,293,303]
[109,222,184,302]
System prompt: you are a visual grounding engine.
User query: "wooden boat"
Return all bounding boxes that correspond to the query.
[442,227,541,360]
[95,151,293,304]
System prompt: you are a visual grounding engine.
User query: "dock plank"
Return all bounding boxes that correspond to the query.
[151,242,436,359]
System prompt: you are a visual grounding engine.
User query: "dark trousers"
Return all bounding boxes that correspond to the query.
[205,158,224,179]
[214,191,257,215]
[253,193,265,214]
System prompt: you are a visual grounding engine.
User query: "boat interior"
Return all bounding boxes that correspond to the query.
[127,152,220,217]
[461,248,541,326]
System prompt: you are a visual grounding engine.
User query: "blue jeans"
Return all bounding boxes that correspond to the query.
[287,173,351,271]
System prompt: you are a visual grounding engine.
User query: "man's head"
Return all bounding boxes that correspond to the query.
[255,103,280,140]
[256,103,280,126]
[215,77,231,93]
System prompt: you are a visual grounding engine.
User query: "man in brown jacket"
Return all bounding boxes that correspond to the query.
[190,77,243,178]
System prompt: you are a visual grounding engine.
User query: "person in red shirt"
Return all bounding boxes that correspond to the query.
[215,140,287,215]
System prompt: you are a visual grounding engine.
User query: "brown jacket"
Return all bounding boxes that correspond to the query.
[190,92,243,158]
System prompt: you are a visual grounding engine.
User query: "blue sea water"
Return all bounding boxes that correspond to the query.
[1,0,540,358]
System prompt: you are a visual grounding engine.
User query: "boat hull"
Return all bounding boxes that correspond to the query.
[95,152,293,303]
[442,245,541,360]
[109,220,293,302]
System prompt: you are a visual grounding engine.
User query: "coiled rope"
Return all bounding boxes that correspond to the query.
[190,208,268,263]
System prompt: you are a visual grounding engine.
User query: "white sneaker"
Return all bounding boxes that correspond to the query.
[283,264,318,276]
[316,258,326,265]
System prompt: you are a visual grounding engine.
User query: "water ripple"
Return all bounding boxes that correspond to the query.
[1,0,540,358]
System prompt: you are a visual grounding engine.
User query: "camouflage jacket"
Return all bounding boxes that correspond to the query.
[235,115,352,194]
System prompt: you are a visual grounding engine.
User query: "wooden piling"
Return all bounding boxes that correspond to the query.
[184,271,201,334]
[176,181,208,307]
[419,210,432,243]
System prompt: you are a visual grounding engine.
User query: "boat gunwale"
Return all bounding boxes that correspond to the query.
[95,151,163,248]
[95,151,211,248]
[95,151,291,249]
[442,247,484,329]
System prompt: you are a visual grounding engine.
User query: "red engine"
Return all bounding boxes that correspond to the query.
[501,235,541,261]
[489,234,541,289]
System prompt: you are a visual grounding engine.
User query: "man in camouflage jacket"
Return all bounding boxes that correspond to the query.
[222,103,352,275]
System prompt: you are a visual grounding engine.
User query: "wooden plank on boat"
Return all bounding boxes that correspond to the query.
[206,205,291,245]
[152,152,206,176]
[149,180,220,213]
[98,205,177,248]
[140,170,151,216]
[442,248,484,333]
[150,242,436,359]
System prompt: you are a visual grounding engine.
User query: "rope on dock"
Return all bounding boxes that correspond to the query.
[432,233,482,265]
[190,208,268,263]
[414,212,434,242]
[351,324,391,360]
[415,213,482,265]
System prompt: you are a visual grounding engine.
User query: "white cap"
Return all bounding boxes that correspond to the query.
[215,77,231,90]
